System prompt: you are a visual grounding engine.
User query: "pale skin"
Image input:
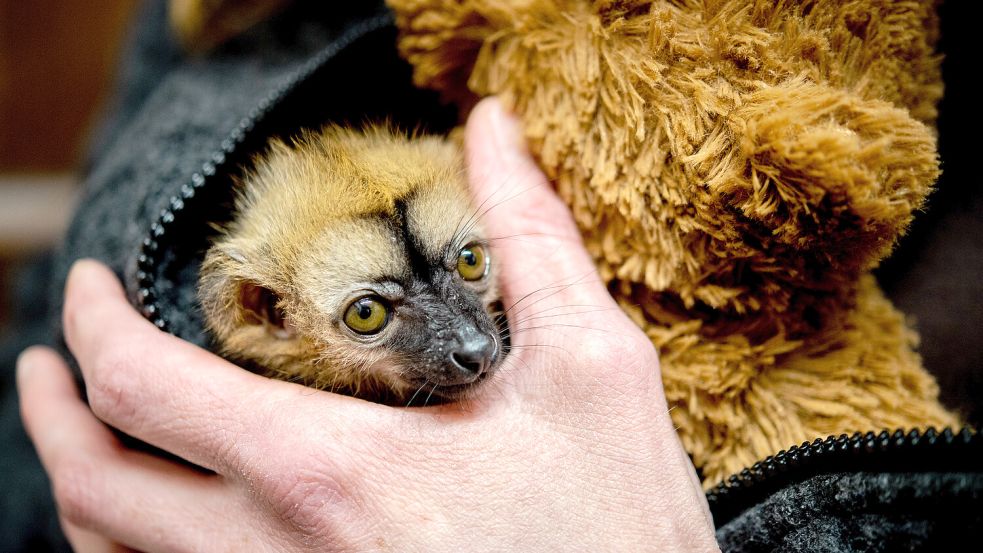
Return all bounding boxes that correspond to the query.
[17,98,720,552]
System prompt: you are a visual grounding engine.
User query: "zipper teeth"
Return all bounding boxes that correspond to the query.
[134,14,394,332]
[707,426,980,520]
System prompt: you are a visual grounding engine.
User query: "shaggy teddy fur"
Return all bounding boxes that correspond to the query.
[386,0,959,486]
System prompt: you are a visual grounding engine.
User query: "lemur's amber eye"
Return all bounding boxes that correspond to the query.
[457,243,489,281]
[344,296,390,335]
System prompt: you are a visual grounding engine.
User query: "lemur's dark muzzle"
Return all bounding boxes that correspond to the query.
[448,326,497,380]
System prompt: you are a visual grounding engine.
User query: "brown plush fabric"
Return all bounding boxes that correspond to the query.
[387,0,958,486]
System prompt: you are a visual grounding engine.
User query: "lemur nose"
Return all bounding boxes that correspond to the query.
[449,332,495,377]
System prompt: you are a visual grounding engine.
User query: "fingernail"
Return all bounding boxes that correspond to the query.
[66,260,88,292]
[65,258,106,299]
[67,258,97,280]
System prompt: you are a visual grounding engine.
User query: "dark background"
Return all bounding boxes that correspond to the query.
[875,1,983,425]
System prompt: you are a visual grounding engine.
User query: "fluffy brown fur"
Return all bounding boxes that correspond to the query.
[199,126,502,402]
[386,0,959,486]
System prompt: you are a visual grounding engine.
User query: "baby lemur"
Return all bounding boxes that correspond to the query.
[198,126,507,404]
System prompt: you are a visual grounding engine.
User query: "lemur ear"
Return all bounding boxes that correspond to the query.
[238,282,295,339]
[198,245,295,340]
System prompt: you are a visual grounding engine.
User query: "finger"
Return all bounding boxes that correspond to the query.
[60,521,136,553]
[464,99,621,332]
[18,346,119,469]
[18,346,243,552]
[53,451,238,553]
[463,100,666,406]
[60,260,385,475]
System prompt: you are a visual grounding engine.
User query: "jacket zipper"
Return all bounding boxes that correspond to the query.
[133,13,395,331]
[707,426,981,526]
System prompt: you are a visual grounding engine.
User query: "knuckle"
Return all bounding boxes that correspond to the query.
[580,329,658,383]
[617,330,657,363]
[577,331,632,365]
[52,459,102,529]
[193,404,251,476]
[85,345,140,425]
[256,459,359,538]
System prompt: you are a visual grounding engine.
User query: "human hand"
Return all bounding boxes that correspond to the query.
[18,97,719,552]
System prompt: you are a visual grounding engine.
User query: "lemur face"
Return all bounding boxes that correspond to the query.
[198,126,508,404]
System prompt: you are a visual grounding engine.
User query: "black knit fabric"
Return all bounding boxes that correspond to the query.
[716,472,983,552]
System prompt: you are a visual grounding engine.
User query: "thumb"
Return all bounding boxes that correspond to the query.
[464,98,618,331]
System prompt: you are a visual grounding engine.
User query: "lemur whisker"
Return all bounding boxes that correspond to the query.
[454,180,542,250]
[511,306,618,326]
[424,382,439,407]
[492,303,609,329]
[406,379,431,408]
[481,232,567,242]
[496,278,590,320]
[450,171,527,251]
[500,272,603,322]
[505,343,568,353]
[511,323,609,334]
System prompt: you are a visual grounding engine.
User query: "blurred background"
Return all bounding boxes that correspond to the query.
[0,0,136,330]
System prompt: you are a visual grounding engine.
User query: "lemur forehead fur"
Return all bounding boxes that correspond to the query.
[198,126,507,405]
